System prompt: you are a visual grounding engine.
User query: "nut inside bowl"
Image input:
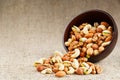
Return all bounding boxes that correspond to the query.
[63,10,118,63]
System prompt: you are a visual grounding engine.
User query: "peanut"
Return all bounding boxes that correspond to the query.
[86,38,92,43]
[85,33,94,38]
[97,28,103,33]
[87,48,93,56]
[37,64,45,72]
[105,35,112,42]
[99,46,105,52]
[55,71,66,77]
[100,21,109,27]
[64,67,68,73]
[92,44,98,49]
[76,67,84,75]
[95,65,102,74]
[62,56,70,61]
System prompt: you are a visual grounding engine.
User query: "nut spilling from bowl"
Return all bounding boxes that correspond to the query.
[34,50,102,77]
[34,21,112,77]
[65,21,112,57]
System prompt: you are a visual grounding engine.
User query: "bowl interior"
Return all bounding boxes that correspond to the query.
[63,10,118,62]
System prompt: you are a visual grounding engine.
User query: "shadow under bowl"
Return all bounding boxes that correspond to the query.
[63,9,118,63]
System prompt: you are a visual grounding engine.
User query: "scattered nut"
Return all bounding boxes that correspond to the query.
[37,64,45,72]
[55,71,66,77]
[76,67,84,75]
[95,65,102,74]
[41,68,52,74]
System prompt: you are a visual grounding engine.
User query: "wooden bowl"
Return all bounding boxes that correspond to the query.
[63,10,118,62]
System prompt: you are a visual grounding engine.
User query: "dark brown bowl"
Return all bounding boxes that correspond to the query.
[63,10,118,63]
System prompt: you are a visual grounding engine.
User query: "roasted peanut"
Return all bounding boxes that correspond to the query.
[76,67,84,75]
[62,56,70,61]
[37,64,45,72]
[55,71,66,77]
[82,47,87,53]
[97,27,103,33]
[99,46,105,52]
[87,48,93,56]
[80,52,85,57]
[95,65,102,74]
[78,57,88,62]
[92,44,99,49]
[86,38,92,43]
[85,33,94,38]
[100,21,109,27]
[64,67,68,73]
[105,35,112,42]
[52,67,59,73]
[93,50,99,55]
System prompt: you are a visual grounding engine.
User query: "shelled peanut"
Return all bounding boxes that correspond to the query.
[65,22,112,57]
[34,49,102,77]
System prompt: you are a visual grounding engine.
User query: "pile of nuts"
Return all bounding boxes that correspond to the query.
[65,22,112,57]
[34,22,112,77]
[34,50,102,77]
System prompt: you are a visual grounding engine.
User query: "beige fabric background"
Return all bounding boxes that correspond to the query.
[0,0,120,80]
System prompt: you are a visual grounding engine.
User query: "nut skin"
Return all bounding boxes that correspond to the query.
[97,40,103,46]
[99,46,105,52]
[37,65,45,72]
[95,65,102,74]
[100,21,109,27]
[87,48,93,55]
[85,33,94,38]
[80,52,85,57]
[74,32,81,40]
[64,67,68,73]
[76,67,84,75]
[82,47,87,53]
[55,71,66,77]
[92,44,99,50]
[78,57,88,62]
[62,56,70,61]
[86,38,92,43]
[105,36,112,42]
[97,28,103,33]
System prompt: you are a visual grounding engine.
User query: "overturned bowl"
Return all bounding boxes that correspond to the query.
[63,10,118,63]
